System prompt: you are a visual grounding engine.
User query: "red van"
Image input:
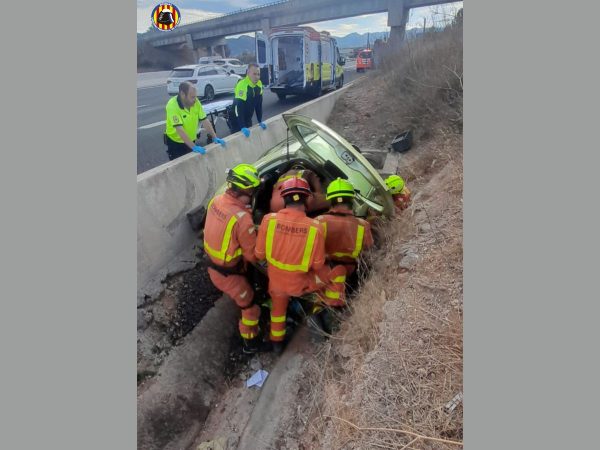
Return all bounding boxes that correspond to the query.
[356,49,374,72]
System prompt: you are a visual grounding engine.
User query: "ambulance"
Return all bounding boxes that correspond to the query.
[255,26,346,101]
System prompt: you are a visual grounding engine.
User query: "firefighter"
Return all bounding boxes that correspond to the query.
[386,175,411,211]
[203,163,265,354]
[316,178,374,307]
[255,177,345,353]
[232,63,266,137]
[269,165,330,214]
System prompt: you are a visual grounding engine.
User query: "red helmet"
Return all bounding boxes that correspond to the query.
[280,177,312,199]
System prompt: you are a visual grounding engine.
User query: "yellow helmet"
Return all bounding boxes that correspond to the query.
[227,163,261,191]
[385,175,405,194]
[326,178,355,202]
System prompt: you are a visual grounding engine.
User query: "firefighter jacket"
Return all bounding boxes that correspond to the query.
[255,208,326,296]
[269,169,328,213]
[317,206,374,265]
[393,186,411,211]
[203,191,257,268]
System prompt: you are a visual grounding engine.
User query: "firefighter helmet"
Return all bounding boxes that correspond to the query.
[157,9,175,25]
[226,163,261,191]
[280,177,312,201]
[326,178,355,201]
[385,175,405,194]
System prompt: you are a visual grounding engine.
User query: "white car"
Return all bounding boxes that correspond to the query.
[198,56,219,64]
[166,65,242,101]
[212,58,248,76]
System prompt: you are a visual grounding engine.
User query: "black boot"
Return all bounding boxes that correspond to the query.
[242,337,260,354]
[319,309,335,335]
[272,341,285,355]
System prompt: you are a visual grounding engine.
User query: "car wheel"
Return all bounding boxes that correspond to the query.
[276,93,286,101]
[336,75,344,89]
[204,85,215,101]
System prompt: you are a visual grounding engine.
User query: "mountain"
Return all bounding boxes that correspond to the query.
[332,32,389,48]
[225,35,256,57]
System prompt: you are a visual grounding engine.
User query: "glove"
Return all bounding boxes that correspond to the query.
[213,137,226,147]
[192,145,206,155]
[259,122,267,130]
[241,127,250,138]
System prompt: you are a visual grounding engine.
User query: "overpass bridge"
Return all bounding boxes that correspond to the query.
[140,0,455,58]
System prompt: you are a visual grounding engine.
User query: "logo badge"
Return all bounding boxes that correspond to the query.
[151,3,181,31]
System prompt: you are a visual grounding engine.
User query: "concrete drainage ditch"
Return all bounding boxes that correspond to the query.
[137,255,221,384]
[137,296,238,450]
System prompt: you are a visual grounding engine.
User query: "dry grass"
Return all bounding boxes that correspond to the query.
[300,139,463,450]
[300,21,464,446]
[328,24,462,159]
[377,22,463,139]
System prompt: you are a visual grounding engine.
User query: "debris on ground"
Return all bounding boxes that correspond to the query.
[246,370,269,388]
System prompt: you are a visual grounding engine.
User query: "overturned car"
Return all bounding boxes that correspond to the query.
[217,114,394,220]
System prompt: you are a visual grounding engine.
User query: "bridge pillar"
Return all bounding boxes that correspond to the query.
[183,33,201,60]
[388,0,409,47]
[261,18,271,37]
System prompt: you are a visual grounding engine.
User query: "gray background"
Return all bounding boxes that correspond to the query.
[0,0,599,449]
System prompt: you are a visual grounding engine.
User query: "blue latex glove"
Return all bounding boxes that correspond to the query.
[241,127,250,138]
[259,122,267,130]
[213,137,226,147]
[192,145,206,155]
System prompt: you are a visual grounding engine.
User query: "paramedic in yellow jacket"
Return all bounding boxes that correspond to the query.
[232,64,267,137]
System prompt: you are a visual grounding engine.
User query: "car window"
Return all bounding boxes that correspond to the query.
[202,69,218,75]
[230,60,242,65]
[169,69,194,77]
[216,67,228,74]
[213,60,225,65]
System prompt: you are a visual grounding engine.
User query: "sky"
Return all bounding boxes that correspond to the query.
[137,0,463,36]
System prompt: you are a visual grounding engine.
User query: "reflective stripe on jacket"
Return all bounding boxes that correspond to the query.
[255,209,326,296]
[203,192,257,267]
[317,207,374,263]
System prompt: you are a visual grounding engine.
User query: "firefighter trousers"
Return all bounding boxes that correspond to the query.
[316,264,348,307]
[268,265,347,341]
[207,267,260,340]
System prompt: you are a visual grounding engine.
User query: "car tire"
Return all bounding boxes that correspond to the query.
[276,93,286,101]
[204,85,215,102]
[336,75,344,89]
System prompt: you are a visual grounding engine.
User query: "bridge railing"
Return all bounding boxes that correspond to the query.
[180,0,290,27]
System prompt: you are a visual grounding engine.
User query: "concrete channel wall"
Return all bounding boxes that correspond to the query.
[137,84,351,302]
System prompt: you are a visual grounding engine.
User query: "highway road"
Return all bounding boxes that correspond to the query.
[137,65,360,174]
